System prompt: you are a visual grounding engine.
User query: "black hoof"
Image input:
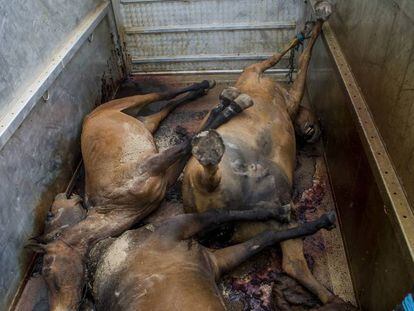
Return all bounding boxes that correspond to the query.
[323,211,337,230]
[200,80,217,90]
[207,80,217,89]
[220,87,241,104]
[192,130,225,166]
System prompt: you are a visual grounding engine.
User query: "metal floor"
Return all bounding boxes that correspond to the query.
[15,74,356,311]
[129,74,357,310]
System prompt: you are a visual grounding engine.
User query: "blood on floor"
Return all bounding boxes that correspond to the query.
[15,76,355,311]
[127,76,355,310]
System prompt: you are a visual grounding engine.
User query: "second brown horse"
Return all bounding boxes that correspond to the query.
[182,3,341,306]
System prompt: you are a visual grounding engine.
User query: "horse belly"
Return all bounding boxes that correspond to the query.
[94,234,224,311]
[219,140,292,209]
[83,117,157,204]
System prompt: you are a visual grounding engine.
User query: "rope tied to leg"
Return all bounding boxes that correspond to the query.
[286,22,314,84]
[296,32,306,43]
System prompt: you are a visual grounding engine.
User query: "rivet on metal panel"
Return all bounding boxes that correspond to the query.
[42,90,50,102]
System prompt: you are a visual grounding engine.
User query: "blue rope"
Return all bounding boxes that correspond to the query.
[296,32,306,43]
[286,27,311,83]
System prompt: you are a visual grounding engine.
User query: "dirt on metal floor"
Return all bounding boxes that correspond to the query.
[15,75,356,311]
[123,75,356,310]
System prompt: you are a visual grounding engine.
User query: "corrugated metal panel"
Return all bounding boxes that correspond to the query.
[115,0,305,74]
[119,0,301,27]
[126,29,293,57]
[131,55,290,73]
[131,58,291,73]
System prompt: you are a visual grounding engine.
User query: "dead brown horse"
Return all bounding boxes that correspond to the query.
[182,2,343,307]
[31,80,256,310]
[90,208,337,311]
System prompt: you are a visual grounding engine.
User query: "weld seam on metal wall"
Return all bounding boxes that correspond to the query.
[322,22,414,266]
[125,22,296,34]
[0,2,109,152]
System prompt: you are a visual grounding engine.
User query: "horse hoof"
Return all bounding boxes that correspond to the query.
[234,93,254,110]
[220,87,241,103]
[192,130,225,166]
[315,0,333,21]
[207,80,217,89]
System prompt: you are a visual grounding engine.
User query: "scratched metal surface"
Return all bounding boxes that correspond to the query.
[0,0,102,117]
[0,15,123,310]
[119,0,302,27]
[126,29,293,57]
[307,24,414,310]
[328,0,414,210]
[115,0,307,73]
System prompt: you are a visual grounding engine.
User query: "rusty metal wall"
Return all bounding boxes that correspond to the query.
[328,0,414,210]
[113,0,308,74]
[0,2,123,309]
[307,22,414,310]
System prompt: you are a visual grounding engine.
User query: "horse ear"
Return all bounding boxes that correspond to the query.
[25,242,47,254]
